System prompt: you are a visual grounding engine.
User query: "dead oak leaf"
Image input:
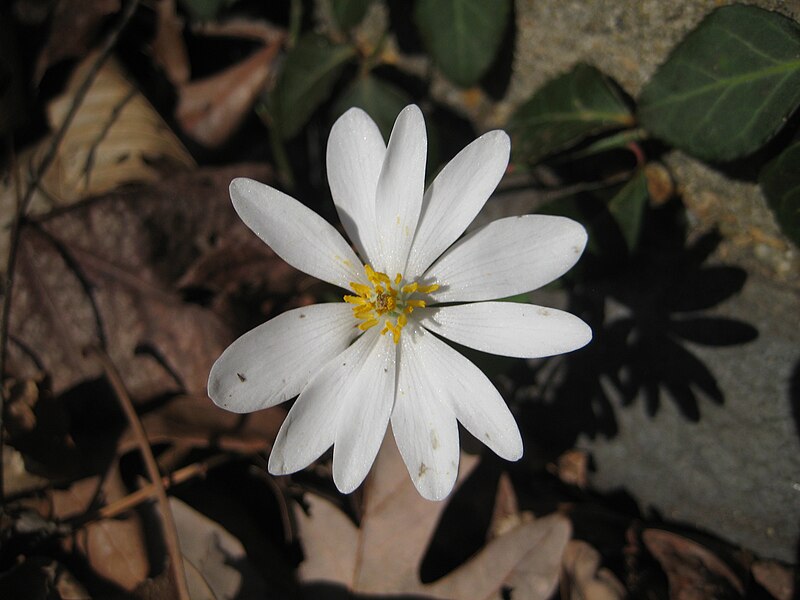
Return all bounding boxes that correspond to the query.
[296,434,571,599]
[34,0,121,82]
[119,394,285,456]
[176,41,282,148]
[49,465,149,591]
[560,540,626,600]
[7,164,271,400]
[150,0,190,86]
[643,529,744,600]
[1,53,195,266]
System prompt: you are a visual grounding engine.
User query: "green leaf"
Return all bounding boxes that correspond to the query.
[178,0,234,21]
[760,141,800,247]
[414,0,510,87]
[333,75,411,140]
[608,170,649,252]
[331,0,373,30]
[271,34,356,140]
[638,5,800,161]
[507,63,634,165]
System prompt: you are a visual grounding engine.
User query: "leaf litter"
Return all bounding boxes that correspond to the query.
[1,1,795,598]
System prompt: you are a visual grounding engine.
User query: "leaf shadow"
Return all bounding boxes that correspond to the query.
[790,357,800,443]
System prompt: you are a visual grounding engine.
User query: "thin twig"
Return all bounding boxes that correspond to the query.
[89,347,190,600]
[0,0,141,512]
[74,453,232,526]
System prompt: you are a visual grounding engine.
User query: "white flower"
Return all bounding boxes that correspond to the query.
[208,105,591,501]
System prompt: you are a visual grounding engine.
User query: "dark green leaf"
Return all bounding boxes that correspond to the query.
[760,140,800,247]
[178,0,234,21]
[333,75,411,140]
[331,0,373,30]
[638,5,800,161]
[271,34,356,140]
[414,0,510,87]
[608,170,649,252]
[507,63,634,165]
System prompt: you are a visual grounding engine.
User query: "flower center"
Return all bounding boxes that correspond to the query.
[344,264,439,343]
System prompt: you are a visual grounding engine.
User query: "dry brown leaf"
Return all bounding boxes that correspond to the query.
[297,434,571,599]
[119,394,285,455]
[0,556,91,599]
[170,497,268,600]
[2,445,50,497]
[150,0,190,86]
[34,0,121,82]
[751,560,795,600]
[4,377,82,481]
[50,466,149,591]
[7,164,270,399]
[176,42,282,147]
[549,449,589,489]
[178,221,318,317]
[488,471,523,538]
[191,18,284,44]
[1,53,195,265]
[561,540,626,600]
[643,529,744,600]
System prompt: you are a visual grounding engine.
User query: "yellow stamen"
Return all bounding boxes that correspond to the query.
[359,318,379,331]
[353,305,374,318]
[345,265,441,344]
[350,282,371,297]
[383,321,401,344]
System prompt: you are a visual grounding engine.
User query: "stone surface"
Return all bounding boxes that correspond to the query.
[581,272,800,562]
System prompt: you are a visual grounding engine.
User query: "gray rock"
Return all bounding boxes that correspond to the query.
[580,272,800,562]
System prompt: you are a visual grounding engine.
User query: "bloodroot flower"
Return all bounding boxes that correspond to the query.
[208,105,591,500]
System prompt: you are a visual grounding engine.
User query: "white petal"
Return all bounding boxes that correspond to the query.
[208,303,359,413]
[424,215,587,302]
[418,302,592,359]
[333,331,397,493]
[230,178,365,290]
[375,105,427,275]
[327,108,386,265]
[391,325,460,501]
[405,325,522,461]
[405,131,510,279]
[268,329,382,476]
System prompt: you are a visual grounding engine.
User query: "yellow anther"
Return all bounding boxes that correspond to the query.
[350,282,371,297]
[365,264,391,286]
[398,313,407,327]
[353,305,374,318]
[382,321,401,344]
[401,282,418,294]
[394,273,402,284]
[407,299,426,308]
[344,295,367,305]
[417,283,439,293]
[359,318,379,331]
[405,306,414,314]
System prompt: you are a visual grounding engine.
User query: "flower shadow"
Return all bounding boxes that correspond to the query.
[515,203,759,455]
